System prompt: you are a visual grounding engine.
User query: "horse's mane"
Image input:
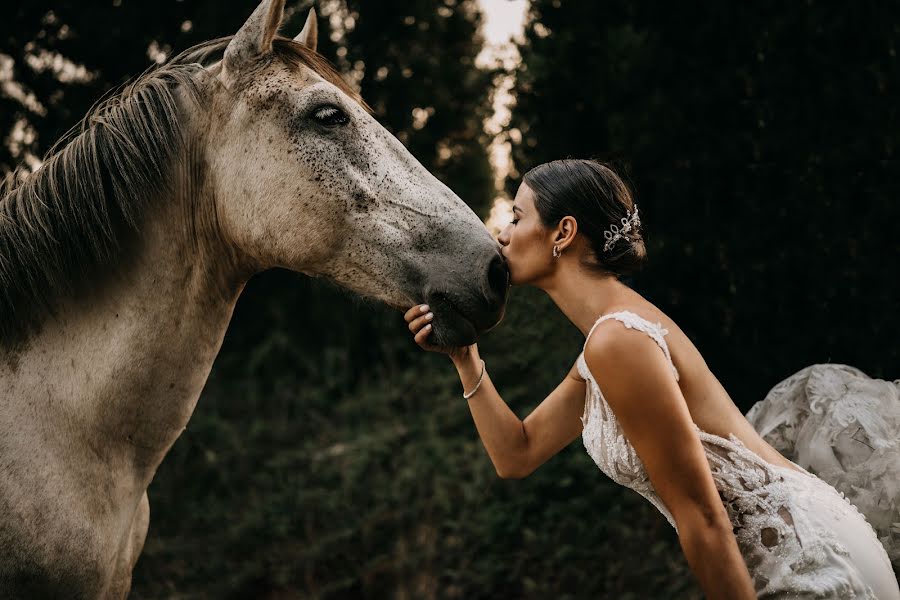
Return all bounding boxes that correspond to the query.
[0,36,365,349]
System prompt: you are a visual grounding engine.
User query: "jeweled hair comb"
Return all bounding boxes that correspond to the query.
[602,204,641,252]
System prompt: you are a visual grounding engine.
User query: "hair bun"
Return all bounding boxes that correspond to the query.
[523,159,648,278]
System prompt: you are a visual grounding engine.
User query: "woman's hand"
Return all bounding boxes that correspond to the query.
[404,304,475,363]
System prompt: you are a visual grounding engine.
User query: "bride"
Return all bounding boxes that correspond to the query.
[403,159,899,599]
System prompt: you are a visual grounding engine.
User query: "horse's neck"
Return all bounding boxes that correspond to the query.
[4,192,246,486]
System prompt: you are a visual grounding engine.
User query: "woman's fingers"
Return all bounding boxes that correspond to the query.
[414,322,433,346]
[405,303,438,350]
[407,311,434,334]
[404,304,429,323]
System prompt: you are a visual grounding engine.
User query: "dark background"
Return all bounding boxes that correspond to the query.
[2,1,897,597]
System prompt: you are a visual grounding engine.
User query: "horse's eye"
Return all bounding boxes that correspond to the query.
[311,105,349,127]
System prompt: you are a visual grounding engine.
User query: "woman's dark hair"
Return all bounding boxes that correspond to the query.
[522,159,647,278]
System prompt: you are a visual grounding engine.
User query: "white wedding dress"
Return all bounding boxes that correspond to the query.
[746,363,900,570]
[576,311,900,599]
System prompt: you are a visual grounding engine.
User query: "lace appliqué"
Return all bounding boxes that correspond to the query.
[747,363,900,571]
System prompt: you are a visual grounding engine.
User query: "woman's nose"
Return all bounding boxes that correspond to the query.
[497,225,510,245]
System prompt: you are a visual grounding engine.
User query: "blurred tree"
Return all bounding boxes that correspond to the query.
[0,1,262,176]
[506,0,900,406]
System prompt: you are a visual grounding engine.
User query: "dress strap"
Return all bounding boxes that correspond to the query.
[582,310,680,381]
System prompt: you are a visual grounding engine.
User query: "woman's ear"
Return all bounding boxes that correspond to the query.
[554,216,578,251]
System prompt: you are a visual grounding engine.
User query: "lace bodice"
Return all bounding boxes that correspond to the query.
[576,311,683,529]
[576,310,897,599]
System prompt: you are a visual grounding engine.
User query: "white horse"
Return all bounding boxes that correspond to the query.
[0,1,508,597]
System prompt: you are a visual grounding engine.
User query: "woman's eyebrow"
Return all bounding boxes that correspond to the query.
[512,205,522,214]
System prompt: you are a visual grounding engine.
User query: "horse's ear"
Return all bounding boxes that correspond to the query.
[294,8,318,52]
[222,0,286,86]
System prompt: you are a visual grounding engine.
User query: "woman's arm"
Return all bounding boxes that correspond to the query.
[453,345,585,479]
[405,304,586,479]
[583,321,755,600]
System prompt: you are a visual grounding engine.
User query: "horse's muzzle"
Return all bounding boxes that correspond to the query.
[422,251,509,347]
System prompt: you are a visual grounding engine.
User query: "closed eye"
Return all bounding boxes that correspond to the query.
[311,104,350,127]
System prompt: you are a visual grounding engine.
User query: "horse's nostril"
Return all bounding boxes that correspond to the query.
[487,253,509,298]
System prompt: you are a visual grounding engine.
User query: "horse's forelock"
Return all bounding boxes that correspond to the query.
[269,38,372,113]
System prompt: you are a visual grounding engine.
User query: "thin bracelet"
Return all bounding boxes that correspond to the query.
[463,359,486,400]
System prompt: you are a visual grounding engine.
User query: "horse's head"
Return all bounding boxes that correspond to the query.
[198,0,507,346]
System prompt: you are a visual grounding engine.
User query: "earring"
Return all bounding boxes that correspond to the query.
[552,245,561,258]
